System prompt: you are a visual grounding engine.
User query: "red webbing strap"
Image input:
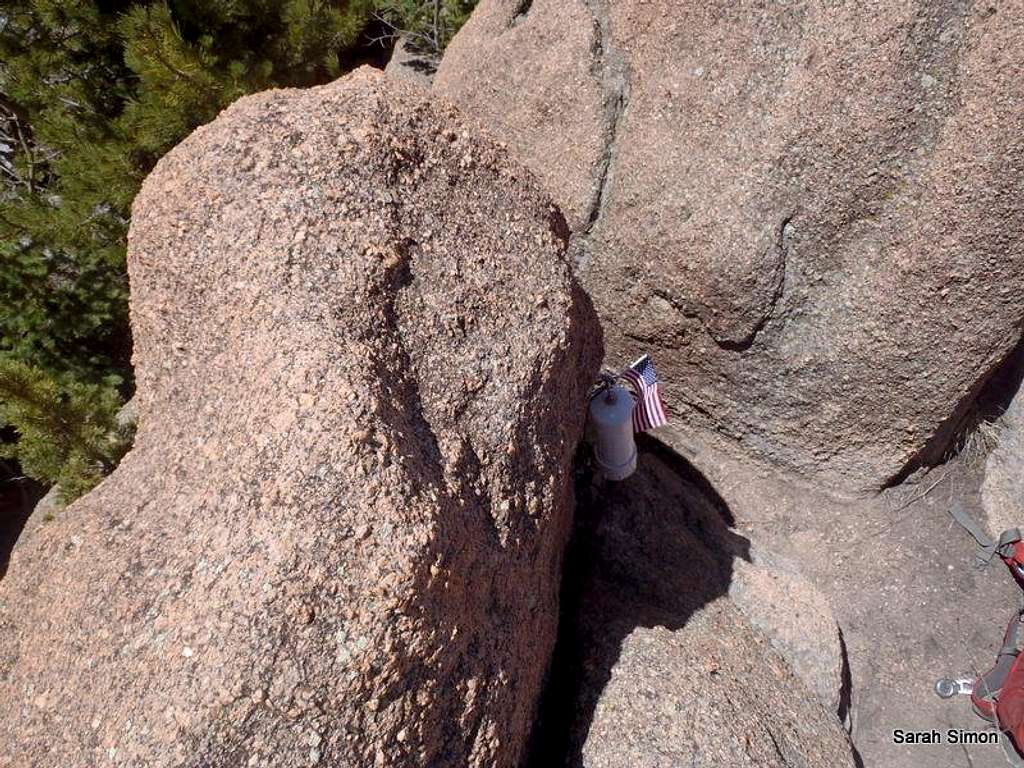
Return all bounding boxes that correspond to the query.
[972,611,1023,720]
[1003,541,1024,591]
[996,652,1024,767]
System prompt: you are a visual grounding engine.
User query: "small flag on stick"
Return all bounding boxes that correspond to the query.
[621,354,667,433]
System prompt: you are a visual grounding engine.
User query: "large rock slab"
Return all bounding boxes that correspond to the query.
[729,546,844,714]
[533,440,855,767]
[436,0,1024,492]
[384,36,436,89]
[435,0,610,233]
[982,387,1024,536]
[0,67,601,768]
[582,604,855,768]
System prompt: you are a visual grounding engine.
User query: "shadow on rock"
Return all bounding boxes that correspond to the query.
[0,458,44,581]
[526,434,751,766]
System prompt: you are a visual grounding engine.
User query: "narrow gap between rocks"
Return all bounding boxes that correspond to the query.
[522,435,751,767]
[580,0,630,239]
[512,0,534,25]
[0,455,44,581]
[885,334,1024,489]
[338,15,398,73]
[837,627,867,768]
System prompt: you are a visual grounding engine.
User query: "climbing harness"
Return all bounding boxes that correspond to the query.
[940,503,1024,766]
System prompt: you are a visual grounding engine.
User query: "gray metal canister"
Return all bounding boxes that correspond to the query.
[588,384,637,481]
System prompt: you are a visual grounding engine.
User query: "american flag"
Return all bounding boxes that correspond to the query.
[622,354,667,432]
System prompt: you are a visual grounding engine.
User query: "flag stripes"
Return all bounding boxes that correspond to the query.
[621,354,667,432]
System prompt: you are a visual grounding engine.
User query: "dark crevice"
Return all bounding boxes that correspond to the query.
[547,205,572,252]
[520,451,593,766]
[766,728,788,763]
[836,626,867,768]
[837,625,854,729]
[522,435,749,767]
[0,457,45,581]
[883,331,1024,489]
[583,86,626,234]
[580,0,630,238]
[511,0,534,26]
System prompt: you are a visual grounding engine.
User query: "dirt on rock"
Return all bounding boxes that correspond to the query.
[689,434,1019,768]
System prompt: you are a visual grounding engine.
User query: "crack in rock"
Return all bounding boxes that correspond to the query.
[712,213,794,353]
[581,0,630,238]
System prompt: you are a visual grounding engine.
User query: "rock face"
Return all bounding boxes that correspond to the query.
[729,546,844,713]
[582,605,854,768]
[532,440,854,767]
[384,36,436,89]
[982,387,1024,536]
[0,68,601,767]
[435,0,1024,492]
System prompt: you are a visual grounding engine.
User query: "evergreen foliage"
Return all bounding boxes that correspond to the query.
[0,357,133,503]
[0,0,379,388]
[0,0,476,502]
[1,0,136,387]
[375,0,475,58]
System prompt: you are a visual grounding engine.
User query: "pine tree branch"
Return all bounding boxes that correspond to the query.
[137,14,206,91]
[0,96,45,195]
[0,370,117,475]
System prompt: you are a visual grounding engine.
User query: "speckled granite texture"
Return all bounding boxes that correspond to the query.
[436,0,1024,492]
[0,67,601,768]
